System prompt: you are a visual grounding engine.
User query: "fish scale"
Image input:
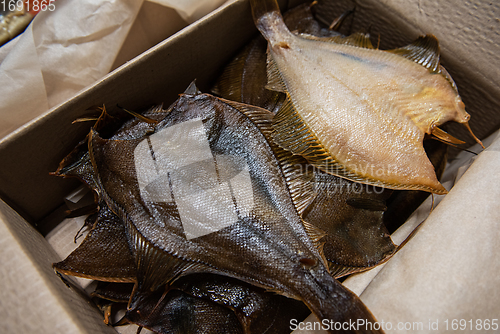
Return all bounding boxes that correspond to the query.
[250,0,482,195]
[79,89,382,333]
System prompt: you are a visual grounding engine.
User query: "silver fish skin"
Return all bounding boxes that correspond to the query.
[88,89,382,333]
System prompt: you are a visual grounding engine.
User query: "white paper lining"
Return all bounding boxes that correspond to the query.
[0,0,231,139]
[292,130,500,333]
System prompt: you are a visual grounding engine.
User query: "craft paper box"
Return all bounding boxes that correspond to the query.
[0,0,499,333]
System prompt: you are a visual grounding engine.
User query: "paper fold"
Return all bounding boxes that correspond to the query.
[0,0,230,139]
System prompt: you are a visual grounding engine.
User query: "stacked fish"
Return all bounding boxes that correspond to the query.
[52,0,481,333]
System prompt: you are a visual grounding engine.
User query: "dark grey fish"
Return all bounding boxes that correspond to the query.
[84,86,382,333]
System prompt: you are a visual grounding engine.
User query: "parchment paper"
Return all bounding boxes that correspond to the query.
[292,131,500,333]
[0,0,230,140]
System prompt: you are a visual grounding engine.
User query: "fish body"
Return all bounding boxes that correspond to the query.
[54,85,383,333]
[250,0,476,194]
[56,201,310,333]
[214,6,398,278]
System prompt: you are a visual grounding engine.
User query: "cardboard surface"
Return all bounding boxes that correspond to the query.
[0,0,499,333]
[0,199,114,333]
[0,0,230,140]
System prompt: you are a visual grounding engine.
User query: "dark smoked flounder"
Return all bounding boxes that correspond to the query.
[54,84,383,333]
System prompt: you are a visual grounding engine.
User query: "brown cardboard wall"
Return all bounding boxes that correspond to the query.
[0,0,498,332]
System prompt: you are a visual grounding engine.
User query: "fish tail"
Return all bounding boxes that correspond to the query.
[250,0,292,45]
[250,0,281,23]
[299,270,385,334]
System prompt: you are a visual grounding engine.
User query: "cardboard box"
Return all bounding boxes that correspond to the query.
[0,0,499,333]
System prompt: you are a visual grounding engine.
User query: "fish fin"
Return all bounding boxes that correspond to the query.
[72,116,99,124]
[328,262,369,279]
[274,95,360,183]
[342,32,375,49]
[211,42,253,100]
[301,219,326,247]
[302,219,328,268]
[438,65,459,93]
[219,98,274,134]
[91,105,116,131]
[271,95,362,185]
[149,104,164,113]
[328,8,355,31]
[272,94,328,160]
[266,51,287,93]
[52,205,137,283]
[275,149,317,215]
[431,126,466,145]
[299,31,374,49]
[464,122,485,148]
[315,239,329,269]
[91,281,134,303]
[211,57,245,99]
[222,98,317,215]
[183,80,202,95]
[260,100,316,214]
[328,258,396,279]
[129,225,215,291]
[388,34,441,73]
[118,105,159,125]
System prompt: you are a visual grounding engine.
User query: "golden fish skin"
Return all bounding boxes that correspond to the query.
[250,0,475,194]
[214,6,397,278]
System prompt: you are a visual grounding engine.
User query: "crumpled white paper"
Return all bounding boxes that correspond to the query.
[0,0,229,140]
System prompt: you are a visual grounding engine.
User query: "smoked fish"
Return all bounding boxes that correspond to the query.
[54,84,384,333]
[249,0,482,194]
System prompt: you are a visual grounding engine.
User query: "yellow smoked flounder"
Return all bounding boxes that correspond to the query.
[250,0,482,194]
